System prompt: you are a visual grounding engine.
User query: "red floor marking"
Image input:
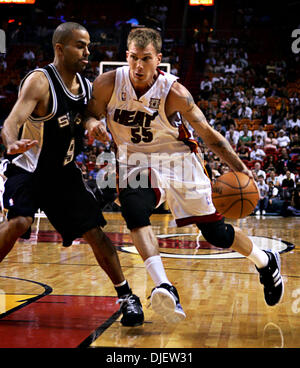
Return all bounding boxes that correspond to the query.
[0,295,119,348]
[21,230,218,249]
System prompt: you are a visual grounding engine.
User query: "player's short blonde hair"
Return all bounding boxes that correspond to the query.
[127,28,162,54]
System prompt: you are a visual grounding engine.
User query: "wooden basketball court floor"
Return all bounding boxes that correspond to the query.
[0,212,300,349]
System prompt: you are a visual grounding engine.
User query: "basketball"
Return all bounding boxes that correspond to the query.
[212,172,259,219]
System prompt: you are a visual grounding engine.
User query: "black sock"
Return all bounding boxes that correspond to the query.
[115,281,131,298]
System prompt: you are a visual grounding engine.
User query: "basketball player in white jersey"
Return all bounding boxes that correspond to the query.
[86,28,284,323]
[0,22,144,327]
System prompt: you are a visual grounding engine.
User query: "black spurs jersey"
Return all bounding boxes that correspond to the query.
[12,63,91,173]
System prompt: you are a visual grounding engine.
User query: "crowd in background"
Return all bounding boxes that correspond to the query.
[0,0,299,216]
[192,34,300,216]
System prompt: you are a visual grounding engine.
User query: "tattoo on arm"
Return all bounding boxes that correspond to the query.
[185,92,196,113]
[211,139,235,153]
[209,138,245,171]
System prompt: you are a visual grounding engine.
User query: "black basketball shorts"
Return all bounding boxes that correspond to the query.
[3,163,106,244]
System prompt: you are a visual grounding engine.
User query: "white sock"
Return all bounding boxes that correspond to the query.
[247,243,269,269]
[114,280,127,288]
[144,255,171,286]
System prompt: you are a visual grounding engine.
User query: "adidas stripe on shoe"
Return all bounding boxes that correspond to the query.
[256,250,284,306]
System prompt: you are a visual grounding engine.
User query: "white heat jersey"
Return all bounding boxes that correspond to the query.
[105,66,216,220]
[106,66,198,165]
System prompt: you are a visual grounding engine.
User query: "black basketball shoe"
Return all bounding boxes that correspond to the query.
[150,283,186,323]
[256,250,284,306]
[117,294,144,327]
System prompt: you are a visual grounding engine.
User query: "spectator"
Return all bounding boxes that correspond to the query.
[277,165,296,184]
[287,113,300,131]
[225,62,237,74]
[266,60,276,76]
[281,170,295,189]
[171,64,179,76]
[277,129,290,148]
[207,113,215,126]
[276,148,294,173]
[254,175,269,215]
[76,151,88,165]
[254,135,265,149]
[214,122,226,136]
[200,85,211,100]
[23,48,35,61]
[237,102,252,119]
[237,142,250,161]
[263,154,277,172]
[266,168,281,187]
[200,76,212,91]
[274,112,287,131]
[253,161,266,179]
[207,159,220,180]
[253,85,266,96]
[264,131,278,150]
[245,89,255,106]
[86,174,98,193]
[253,124,267,141]
[105,47,115,60]
[290,92,299,107]
[278,170,295,212]
[221,113,235,130]
[266,179,285,214]
[263,108,275,125]
[287,183,300,216]
[239,124,252,146]
[225,123,240,147]
[267,83,282,97]
[253,91,267,106]
[250,143,266,161]
[214,59,225,74]
[89,163,101,181]
[267,180,279,201]
[289,132,300,154]
[218,163,230,176]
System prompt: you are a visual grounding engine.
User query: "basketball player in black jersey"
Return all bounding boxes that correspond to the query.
[0,22,144,327]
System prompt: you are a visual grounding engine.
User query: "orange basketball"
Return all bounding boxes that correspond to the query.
[212,172,259,219]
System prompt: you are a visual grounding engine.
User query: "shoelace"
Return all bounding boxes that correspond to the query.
[116,295,138,312]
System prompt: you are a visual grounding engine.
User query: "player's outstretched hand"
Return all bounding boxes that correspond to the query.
[240,167,254,179]
[7,139,38,155]
[89,121,110,143]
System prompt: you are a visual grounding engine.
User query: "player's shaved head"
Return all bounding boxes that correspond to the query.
[52,22,87,50]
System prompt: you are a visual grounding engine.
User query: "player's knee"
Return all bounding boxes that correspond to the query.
[120,200,151,230]
[9,216,32,237]
[197,219,235,248]
[119,188,155,230]
[84,227,116,257]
